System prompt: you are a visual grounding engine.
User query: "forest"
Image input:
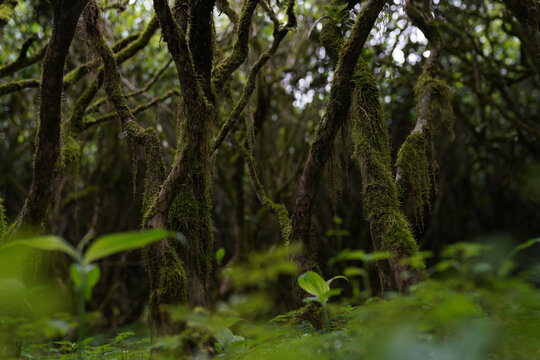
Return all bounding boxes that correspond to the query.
[0,0,539,358]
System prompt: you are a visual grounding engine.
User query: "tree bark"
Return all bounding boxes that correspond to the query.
[16,0,89,228]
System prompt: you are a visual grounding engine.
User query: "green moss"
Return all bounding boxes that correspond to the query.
[394,73,452,226]
[0,79,40,96]
[146,247,187,335]
[61,135,80,170]
[0,0,17,27]
[271,202,292,244]
[157,248,188,304]
[320,17,343,62]
[415,73,454,132]
[379,212,418,257]
[395,132,432,225]
[168,184,213,287]
[350,57,419,262]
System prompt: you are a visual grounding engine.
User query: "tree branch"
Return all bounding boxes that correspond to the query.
[0,36,47,78]
[212,0,259,91]
[213,0,296,152]
[0,79,40,96]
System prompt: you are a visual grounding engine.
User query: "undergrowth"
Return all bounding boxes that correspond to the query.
[3,237,539,360]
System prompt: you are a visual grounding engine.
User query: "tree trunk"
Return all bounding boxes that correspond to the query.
[16,0,89,228]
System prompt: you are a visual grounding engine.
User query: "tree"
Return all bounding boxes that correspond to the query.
[1,0,538,339]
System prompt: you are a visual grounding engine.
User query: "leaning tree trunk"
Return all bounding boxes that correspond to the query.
[318,2,421,291]
[289,0,388,303]
[316,0,451,293]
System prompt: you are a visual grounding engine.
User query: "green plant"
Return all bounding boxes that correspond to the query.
[325,216,350,251]
[0,229,170,340]
[329,250,394,299]
[297,271,348,329]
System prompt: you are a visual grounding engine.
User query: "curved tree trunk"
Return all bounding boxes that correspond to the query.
[16,0,89,228]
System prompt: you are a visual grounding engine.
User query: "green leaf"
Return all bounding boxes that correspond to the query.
[85,265,101,300]
[365,251,394,262]
[0,236,78,260]
[83,229,170,264]
[71,263,100,299]
[499,238,540,277]
[343,267,366,277]
[325,288,342,299]
[508,238,540,258]
[297,271,330,301]
[70,264,82,289]
[327,275,348,286]
[216,247,225,263]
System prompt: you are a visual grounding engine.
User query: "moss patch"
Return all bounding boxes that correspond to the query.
[168,182,213,288]
[395,132,432,226]
[415,73,454,132]
[0,0,17,27]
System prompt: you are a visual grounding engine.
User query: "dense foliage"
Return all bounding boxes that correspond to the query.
[0,0,538,358]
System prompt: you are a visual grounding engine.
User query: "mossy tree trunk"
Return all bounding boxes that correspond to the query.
[350,58,422,291]
[396,0,452,226]
[289,0,387,296]
[15,0,90,229]
[141,0,296,335]
[82,1,171,334]
[137,0,216,335]
[313,0,451,293]
[3,1,89,357]
[319,0,423,292]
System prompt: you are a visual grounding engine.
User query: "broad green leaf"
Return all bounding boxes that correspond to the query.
[0,236,78,260]
[303,296,320,304]
[0,278,26,292]
[297,271,329,300]
[83,229,170,264]
[442,242,489,259]
[435,259,458,272]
